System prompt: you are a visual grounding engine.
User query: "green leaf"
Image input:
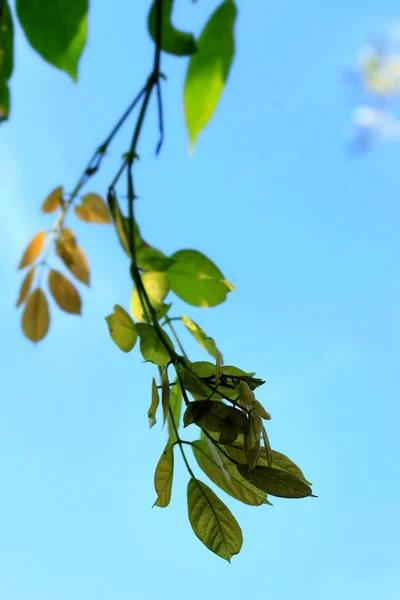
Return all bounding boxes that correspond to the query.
[16,0,87,81]
[136,323,173,366]
[183,400,248,436]
[148,0,197,56]
[237,464,312,499]
[148,378,160,428]
[187,478,242,561]
[136,245,174,272]
[181,316,218,359]
[192,440,271,506]
[131,271,170,321]
[161,367,170,427]
[0,1,13,123]
[168,379,182,443]
[154,443,174,507]
[269,450,312,486]
[184,0,237,149]
[105,305,137,353]
[167,249,234,307]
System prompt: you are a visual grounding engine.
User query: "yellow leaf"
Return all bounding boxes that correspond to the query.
[131,271,170,321]
[16,266,35,307]
[74,193,111,224]
[48,270,82,314]
[41,186,63,213]
[105,304,137,353]
[56,228,90,286]
[154,443,174,508]
[22,288,50,343]
[18,231,46,269]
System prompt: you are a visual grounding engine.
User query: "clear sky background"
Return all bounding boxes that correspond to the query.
[1,1,399,598]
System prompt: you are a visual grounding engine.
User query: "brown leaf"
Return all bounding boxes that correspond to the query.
[48,270,82,314]
[74,193,111,224]
[41,186,63,213]
[22,288,50,343]
[18,231,46,269]
[56,228,90,286]
[16,267,35,307]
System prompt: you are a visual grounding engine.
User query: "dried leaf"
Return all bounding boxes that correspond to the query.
[22,288,50,343]
[16,266,35,307]
[41,186,63,213]
[154,443,174,508]
[56,227,90,285]
[48,269,81,314]
[148,378,160,428]
[74,193,111,224]
[18,230,46,269]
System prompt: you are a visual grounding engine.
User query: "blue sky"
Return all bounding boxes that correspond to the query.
[1,0,400,598]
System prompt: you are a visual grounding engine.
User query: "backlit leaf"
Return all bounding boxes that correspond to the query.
[16,266,35,307]
[18,230,45,269]
[181,316,218,359]
[148,378,160,428]
[184,0,237,149]
[168,379,182,443]
[192,440,271,506]
[136,245,174,272]
[56,227,90,285]
[167,249,234,307]
[238,381,255,407]
[237,464,312,499]
[74,193,111,224]
[41,186,63,213]
[131,271,170,321]
[105,304,137,353]
[22,288,50,343]
[154,443,174,508]
[253,399,271,420]
[187,478,242,561]
[136,323,173,366]
[48,269,81,314]
[161,367,170,427]
[269,450,312,486]
[16,0,88,81]
[0,1,13,123]
[148,0,197,56]
[183,400,248,436]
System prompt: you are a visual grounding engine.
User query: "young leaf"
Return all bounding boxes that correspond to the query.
[168,380,182,443]
[261,425,272,467]
[244,434,261,470]
[192,440,271,506]
[105,304,138,353]
[148,0,197,56]
[48,269,81,314]
[161,367,170,427]
[135,323,173,366]
[238,381,255,407]
[148,378,160,428]
[18,231,46,269]
[237,465,312,499]
[41,186,63,213]
[22,288,50,343]
[108,190,142,258]
[167,249,234,307]
[16,266,35,307]
[74,193,111,224]
[16,0,88,81]
[154,443,174,508]
[187,478,243,562]
[184,0,237,149]
[0,1,13,123]
[253,399,271,420]
[130,271,170,321]
[181,316,218,359]
[56,227,90,285]
[183,400,248,436]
